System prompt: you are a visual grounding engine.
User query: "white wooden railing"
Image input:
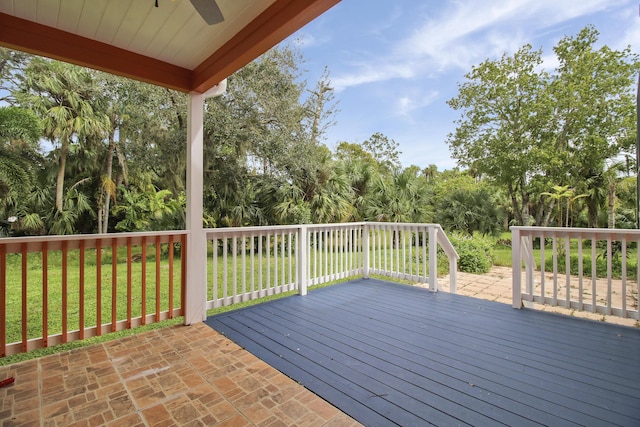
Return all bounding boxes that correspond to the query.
[205,222,459,309]
[512,226,640,320]
[0,231,186,357]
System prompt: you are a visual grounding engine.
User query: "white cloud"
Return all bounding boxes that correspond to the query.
[331,0,630,92]
[394,91,439,118]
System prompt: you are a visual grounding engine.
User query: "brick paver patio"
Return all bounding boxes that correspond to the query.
[0,323,361,426]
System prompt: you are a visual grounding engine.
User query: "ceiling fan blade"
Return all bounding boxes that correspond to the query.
[189,0,224,25]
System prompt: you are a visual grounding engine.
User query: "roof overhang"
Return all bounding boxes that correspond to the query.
[0,0,340,93]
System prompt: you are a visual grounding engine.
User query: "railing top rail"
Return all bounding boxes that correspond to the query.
[510,226,640,239]
[365,222,444,228]
[0,230,188,244]
[205,224,309,236]
[205,223,372,236]
[0,230,187,253]
[435,225,459,260]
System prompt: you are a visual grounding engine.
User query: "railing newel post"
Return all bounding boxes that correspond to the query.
[512,227,522,309]
[298,225,308,296]
[428,226,437,292]
[363,223,370,279]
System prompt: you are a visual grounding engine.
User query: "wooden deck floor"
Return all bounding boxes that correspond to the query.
[206,278,640,427]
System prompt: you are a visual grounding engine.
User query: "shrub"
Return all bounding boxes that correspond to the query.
[446,233,494,274]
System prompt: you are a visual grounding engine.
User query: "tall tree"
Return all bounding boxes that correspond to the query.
[18,59,110,212]
[0,106,42,203]
[447,44,553,225]
[362,132,402,175]
[550,26,639,227]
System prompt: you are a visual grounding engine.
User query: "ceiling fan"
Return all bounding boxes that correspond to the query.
[155,0,224,25]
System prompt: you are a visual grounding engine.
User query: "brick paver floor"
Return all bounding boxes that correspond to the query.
[0,323,361,426]
[438,266,640,328]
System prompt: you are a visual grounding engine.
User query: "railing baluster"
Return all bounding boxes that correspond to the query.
[577,237,583,310]
[242,235,247,301]
[79,240,85,339]
[127,237,133,327]
[140,237,146,326]
[267,233,271,295]
[168,235,174,318]
[42,242,48,348]
[606,238,612,315]
[591,235,597,313]
[621,238,627,318]
[181,233,187,315]
[213,237,218,307]
[565,237,570,308]
[232,235,238,303]
[313,230,318,284]
[96,239,102,335]
[223,236,228,302]
[540,237,545,301]
[637,237,640,322]
[383,225,388,273]
[280,231,284,290]
[258,233,264,297]
[62,241,68,343]
[0,244,5,357]
[288,232,292,289]
[422,229,427,283]
[21,243,27,352]
[113,238,119,332]
[155,236,161,321]
[552,236,558,305]
[401,227,406,278]
[250,235,255,296]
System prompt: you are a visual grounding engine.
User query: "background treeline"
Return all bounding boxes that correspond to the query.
[0,25,638,238]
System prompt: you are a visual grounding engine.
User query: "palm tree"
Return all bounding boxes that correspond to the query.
[0,106,42,203]
[18,58,110,213]
[365,168,431,223]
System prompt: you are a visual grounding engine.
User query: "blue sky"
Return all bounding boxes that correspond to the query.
[286,0,640,171]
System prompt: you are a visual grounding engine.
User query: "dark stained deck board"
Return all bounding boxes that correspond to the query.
[205,278,640,427]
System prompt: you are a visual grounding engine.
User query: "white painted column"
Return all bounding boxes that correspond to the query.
[185,92,207,325]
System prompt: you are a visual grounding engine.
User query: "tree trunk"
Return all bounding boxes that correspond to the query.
[542,199,555,227]
[607,181,615,228]
[55,140,68,212]
[101,130,116,233]
[586,196,598,228]
[508,183,522,225]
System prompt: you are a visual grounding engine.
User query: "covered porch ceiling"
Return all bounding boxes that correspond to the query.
[0,0,340,93]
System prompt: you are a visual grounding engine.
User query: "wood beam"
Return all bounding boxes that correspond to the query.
[191,0,340,93]
[0,12,193,93]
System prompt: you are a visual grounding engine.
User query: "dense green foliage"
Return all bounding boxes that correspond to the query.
[448,26,639,228]
[446,233,494,273]
[1,24,639,242]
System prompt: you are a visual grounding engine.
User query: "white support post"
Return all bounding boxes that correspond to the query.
[428,227,437,292]
[363,223,370,278]
[185,92,207,325]
[298,226,308,295]
[512,227,522,309]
